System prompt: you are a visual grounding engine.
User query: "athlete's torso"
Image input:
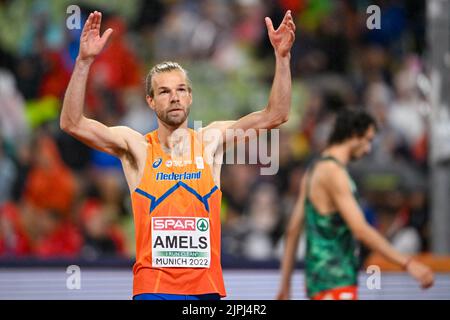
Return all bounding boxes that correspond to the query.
[304,156,359,298]
[130,129,226,297]
[120,128,223,195]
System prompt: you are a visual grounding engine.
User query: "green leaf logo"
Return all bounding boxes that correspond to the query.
[197,219,209,232]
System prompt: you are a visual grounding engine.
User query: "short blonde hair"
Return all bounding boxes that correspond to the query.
[145,61,192,97]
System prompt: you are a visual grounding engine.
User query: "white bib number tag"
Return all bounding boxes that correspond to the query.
[152,217,210,268]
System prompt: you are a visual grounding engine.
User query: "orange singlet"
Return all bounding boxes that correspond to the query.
[131,129,226,297]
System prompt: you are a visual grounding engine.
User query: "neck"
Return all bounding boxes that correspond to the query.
[156,120,188,150]
[322,144,350,166]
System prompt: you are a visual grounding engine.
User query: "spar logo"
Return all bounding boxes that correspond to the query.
[153,218,196,231]
[197,219,208,232]
[152,157,162,169]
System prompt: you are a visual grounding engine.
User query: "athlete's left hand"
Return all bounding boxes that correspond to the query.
[265,10,296,58]
[406,259,434,289]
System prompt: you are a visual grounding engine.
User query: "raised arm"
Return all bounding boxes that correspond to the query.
[327,166,434,289]
[231,10,295,130]
[60,11,141,158]
[202,10,295,141]
[277,175,307,300]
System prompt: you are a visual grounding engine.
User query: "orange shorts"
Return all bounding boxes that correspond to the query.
[311,285,358,300]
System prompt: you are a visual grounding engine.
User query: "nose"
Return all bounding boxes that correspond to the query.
[170,90,180,102]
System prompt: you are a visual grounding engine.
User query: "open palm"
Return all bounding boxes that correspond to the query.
[78,11,113,62]
[265,10,296,58]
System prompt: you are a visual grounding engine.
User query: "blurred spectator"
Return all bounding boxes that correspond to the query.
[23,131,76,218]
[387,57,427,166]
[15,55,45,100]
[38,50,71,99]
[78,170,127,260]
[0,202,31,257]
[79,198,126,260]
[0,68,29,146]
[120,89,158,135]
[152,4,199,61]
[362,0,407,55]
[55,131,92,172]
[221,165,257,226]
[385,187,429,253]
[10,140,33,202]
[33,208,82,258]
[241,183,283,260]
[87,16,142,118]
[0,137,17,205]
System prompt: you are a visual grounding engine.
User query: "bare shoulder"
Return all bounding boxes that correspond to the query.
[110,126,146,145]
[314,161,346,182]
[315,161,351,195]
[111,126,148,159]
[200,120,236,131]
[109,127,150,191]
[196,121,235,149]
[111,126,145,141]
[199,121,236,134]
[300,172,308,189]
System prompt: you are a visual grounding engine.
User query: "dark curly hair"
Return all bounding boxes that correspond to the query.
[327,109,377,146]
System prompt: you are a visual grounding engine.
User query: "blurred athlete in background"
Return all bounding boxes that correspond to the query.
[277,109,434,300]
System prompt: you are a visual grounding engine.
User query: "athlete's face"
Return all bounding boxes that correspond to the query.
[147,70,192,127]
[350,125,376,160]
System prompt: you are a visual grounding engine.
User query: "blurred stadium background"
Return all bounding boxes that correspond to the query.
[0,0,449,299]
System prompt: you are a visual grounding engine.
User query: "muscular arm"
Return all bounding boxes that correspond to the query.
[327,167,410,266]
[60,11,144,159]
[201,11,295,148]
[277,175,307,299]
[327,165,433,288]
[227,53,292,131]
[229,11,295,132]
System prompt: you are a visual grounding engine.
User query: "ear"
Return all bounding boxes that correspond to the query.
[146,95,156,110]
[188,91,193,105]
[347,136,358,148]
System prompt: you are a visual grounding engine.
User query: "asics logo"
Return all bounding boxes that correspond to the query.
[152,158,162,168]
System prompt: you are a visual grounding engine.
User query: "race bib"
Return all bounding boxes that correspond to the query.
[152,217,210,268]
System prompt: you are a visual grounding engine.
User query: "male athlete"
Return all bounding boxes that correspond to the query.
[61,11,295,300]
[277,109,434,300]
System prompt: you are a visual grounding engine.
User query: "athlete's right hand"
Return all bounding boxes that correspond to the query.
[406,259,434,289]
[78,11,113,64]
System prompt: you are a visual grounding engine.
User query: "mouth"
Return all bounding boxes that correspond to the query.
[168,108,184,114]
